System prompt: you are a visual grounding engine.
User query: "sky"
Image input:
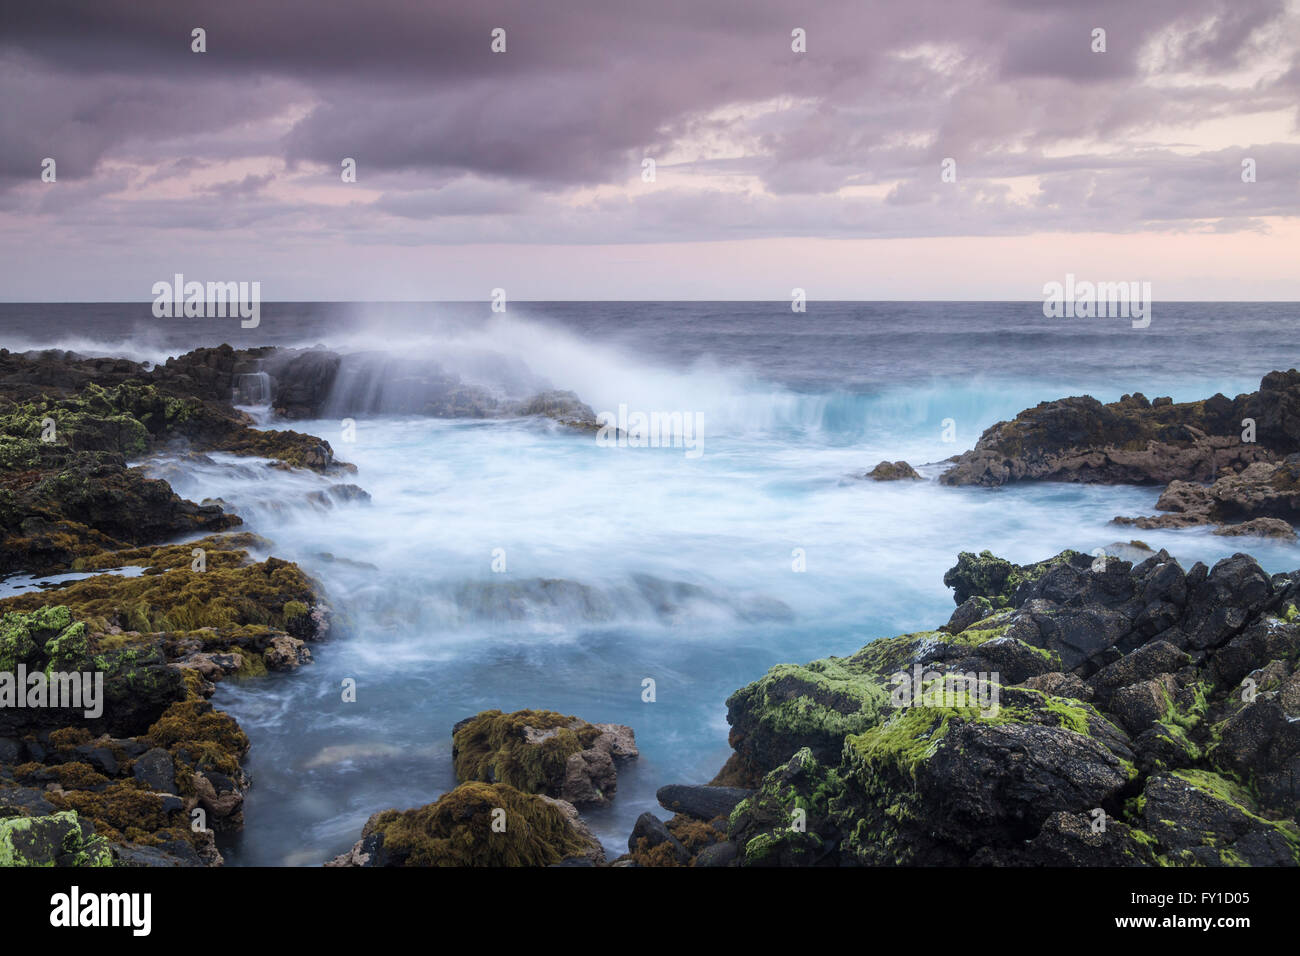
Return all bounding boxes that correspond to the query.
[1,0,1298,301]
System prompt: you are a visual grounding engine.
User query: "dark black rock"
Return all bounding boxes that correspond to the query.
[628,812,690,863]
[131,747,178,794]
[0,786,57,817]
[74,745,119,777]
[952,636,1056,684]
[1019,811,1156,866]
[1026,605,1132,673]
[694,840,739,867]
[112,838,204,867]
[159,795,185,815]
[1182,554,1272,650]
[656,784,753,821]
[943,596,994,635]
[1089,640,1191,705]
[1141,773,1297,866]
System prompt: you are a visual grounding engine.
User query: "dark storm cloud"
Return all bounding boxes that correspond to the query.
[0,0,1295,240]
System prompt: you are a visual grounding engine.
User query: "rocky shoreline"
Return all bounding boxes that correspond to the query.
[937,370,1300,540]
[0,344,603,866]
[328,545,1299,867]
[0,345,348,865]
[3,349,1298,866]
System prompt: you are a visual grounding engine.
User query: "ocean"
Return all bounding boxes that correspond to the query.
[2,300,1298,865]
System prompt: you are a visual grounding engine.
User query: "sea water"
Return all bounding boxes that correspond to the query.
[2,300,1297,864]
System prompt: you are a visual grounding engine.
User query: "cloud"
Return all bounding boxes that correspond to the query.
[0,0,1296,294]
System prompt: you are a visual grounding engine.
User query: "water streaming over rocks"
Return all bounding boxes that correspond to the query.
[3,301,1299,863]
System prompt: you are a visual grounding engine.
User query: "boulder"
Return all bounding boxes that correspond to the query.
[328,782,604,867]
[938,374,1294,489]
[679,546,1300,867]
[452,709,637,807]
[132,747,178,795]
[656,784,754,821]
[859,460,922,481]
[0,810,113,867]
[628,812,690,864]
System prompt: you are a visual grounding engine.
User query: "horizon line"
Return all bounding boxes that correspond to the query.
[3,298,1299,306]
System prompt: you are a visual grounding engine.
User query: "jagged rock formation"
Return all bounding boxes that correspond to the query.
[638,548,1300,866]
[939,373,1300,488]
[937,369,1300,538]
[0,534,329,866]
[1114,455,1300,538]
[0,347,345,866]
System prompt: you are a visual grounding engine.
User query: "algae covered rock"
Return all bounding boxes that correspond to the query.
[451,709,637,807]
[0,348,339,866]
[698,545,1300,867]
[0,605,83,674]
[859,460,921,481]
[724,657,892,773]
[0,809,113,867]
[836,686,1137,865]
[0,605,183,737]
[0,535,327,864]
[1022,810,1158,866]
[328,781,603,867]
[723,606,1052,778]
[1136,770,1300,866]
[728,748,843,867]
[627,812,690,865]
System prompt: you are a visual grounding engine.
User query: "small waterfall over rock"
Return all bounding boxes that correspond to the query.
[319,352,526,418]
[233,370,272,408]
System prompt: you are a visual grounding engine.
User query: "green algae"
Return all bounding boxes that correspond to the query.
[943,549,1083,607]
[845,699,1007,780]
[0,606,80,671]
[0,810,113,867]
[727,655,893,761]
[1170,768,1300,851]
[452,709,602,795]
[0,555,316,637]
[365,781,591,866]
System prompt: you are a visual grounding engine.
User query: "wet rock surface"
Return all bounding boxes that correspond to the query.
[1114,456,1300,537]
[939,379,1293,489]
[0,535,330,865]
[0,347,352,865]
[936,369,1300,540]
[451,709,637,807]
[858,460,922,481]
[327,781,606,867]
[626,547,1300,866]
[1,345,620,867]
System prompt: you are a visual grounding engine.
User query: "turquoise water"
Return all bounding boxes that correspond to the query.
[6,300,1298,863]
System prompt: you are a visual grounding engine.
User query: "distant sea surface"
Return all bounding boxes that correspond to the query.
[2,300,1298,865]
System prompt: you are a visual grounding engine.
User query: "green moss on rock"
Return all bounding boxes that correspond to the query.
[452,709,602,795]
[364,781,593,866]
[0,810,113,867]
